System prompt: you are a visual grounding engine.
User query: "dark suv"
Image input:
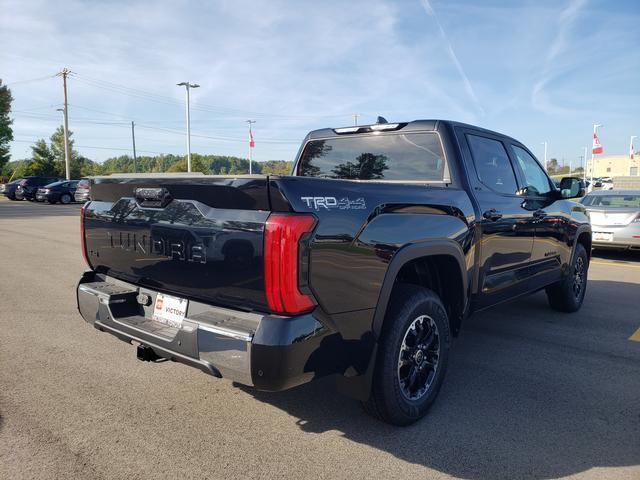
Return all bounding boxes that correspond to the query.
[1,179,24,200]
[15,176,64,201]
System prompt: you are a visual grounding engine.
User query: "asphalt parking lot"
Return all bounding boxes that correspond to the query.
[1,197,639,480]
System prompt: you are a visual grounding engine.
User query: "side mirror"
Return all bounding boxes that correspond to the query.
[559,177,585,199]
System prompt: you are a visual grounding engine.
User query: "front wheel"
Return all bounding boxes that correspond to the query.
[546,243,589,312]
[362,285,451,426]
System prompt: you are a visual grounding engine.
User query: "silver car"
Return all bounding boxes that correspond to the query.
[582,189,640,250]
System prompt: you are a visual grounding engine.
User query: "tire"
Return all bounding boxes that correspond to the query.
[60,193,72,204]
[363,285,451,426]
[546,243,589,313]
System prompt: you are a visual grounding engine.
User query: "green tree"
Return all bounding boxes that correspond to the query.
[167,155,211,174]
[261,160,293,175]
[27,139,58,176]
[547,158,559,175]
[0,79,14,172]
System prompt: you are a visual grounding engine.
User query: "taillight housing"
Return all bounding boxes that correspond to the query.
[80,203,91,267]
[264,213,316,315]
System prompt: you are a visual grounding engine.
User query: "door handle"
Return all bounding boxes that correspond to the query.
[533,209,547,219]
[482,209,503,221]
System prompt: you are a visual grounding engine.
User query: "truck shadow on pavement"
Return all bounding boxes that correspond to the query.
[241,279,640,480]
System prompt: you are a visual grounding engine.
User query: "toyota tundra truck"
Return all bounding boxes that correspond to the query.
[77,119,591,425]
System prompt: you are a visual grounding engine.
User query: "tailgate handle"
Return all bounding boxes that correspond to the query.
[134,187,172,208]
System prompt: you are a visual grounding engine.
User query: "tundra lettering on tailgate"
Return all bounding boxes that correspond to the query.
[106,231,206,264]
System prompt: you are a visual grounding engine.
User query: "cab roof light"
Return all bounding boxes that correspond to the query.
[333,123,404,135]
[369,123,401,131]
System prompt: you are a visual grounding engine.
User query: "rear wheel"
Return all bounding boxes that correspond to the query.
[363,285,450,426]
[546,243,589,312]
[60,193,72,204]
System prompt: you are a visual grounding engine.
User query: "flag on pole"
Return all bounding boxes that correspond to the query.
[592,131,603,155]
[249,126,255,148]
[631,138,635,160]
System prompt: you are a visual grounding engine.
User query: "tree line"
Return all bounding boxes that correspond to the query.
[1,127,292,181]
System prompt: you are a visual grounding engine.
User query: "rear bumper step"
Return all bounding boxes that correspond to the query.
[76,271,330,391]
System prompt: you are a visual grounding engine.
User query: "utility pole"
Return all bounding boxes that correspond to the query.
[352,113,360,126]
[541,141,548,171]
[583,146,588,182]
[177,82,199,172]
[577,155,583,176]
[247,120,256,175]
[56,68,72,180]
[131,121,137,173]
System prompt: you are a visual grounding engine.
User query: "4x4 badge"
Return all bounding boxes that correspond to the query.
[301,196,366,210]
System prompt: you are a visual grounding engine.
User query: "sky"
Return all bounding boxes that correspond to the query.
[1,0,639,166]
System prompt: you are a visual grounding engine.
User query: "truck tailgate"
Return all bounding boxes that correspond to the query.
[83,175,275,312]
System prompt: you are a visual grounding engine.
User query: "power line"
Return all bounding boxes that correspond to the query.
[4,74,56,87]
[10,139,166,155]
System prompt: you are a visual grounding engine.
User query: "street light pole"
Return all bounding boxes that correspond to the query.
[583,146,587,183]
[541,141,548,171]
[247,120,256,175]
[177,82,200,172]
[630,135,637,160]
[131,121,137,173]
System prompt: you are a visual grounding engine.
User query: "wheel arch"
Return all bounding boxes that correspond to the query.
[572,225,592,262]
[372,240,468,340]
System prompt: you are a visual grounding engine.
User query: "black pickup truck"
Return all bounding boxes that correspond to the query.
[77,119,591,425]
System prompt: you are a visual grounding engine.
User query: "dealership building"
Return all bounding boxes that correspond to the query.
[586,155,639,178]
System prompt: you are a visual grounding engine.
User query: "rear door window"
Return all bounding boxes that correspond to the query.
[466,134,519,195]
[297,132,446,181]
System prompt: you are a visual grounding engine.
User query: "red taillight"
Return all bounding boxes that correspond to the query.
[264,213,316,314]
[80,203,90,267]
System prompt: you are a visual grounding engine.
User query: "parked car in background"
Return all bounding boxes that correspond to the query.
[15,176,63,201]
[1,179,23,200]
[74,178,91,203]
[582,190,640,250]
[36,180,79,204]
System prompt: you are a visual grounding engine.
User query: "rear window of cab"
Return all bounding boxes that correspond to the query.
[296,132,446,181]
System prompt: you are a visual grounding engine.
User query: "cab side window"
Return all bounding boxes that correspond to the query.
[511,145,552,196]
[467,134,519,195]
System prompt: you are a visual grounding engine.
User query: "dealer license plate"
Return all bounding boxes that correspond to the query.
[152,293,188,328]
[593,232,613,242]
